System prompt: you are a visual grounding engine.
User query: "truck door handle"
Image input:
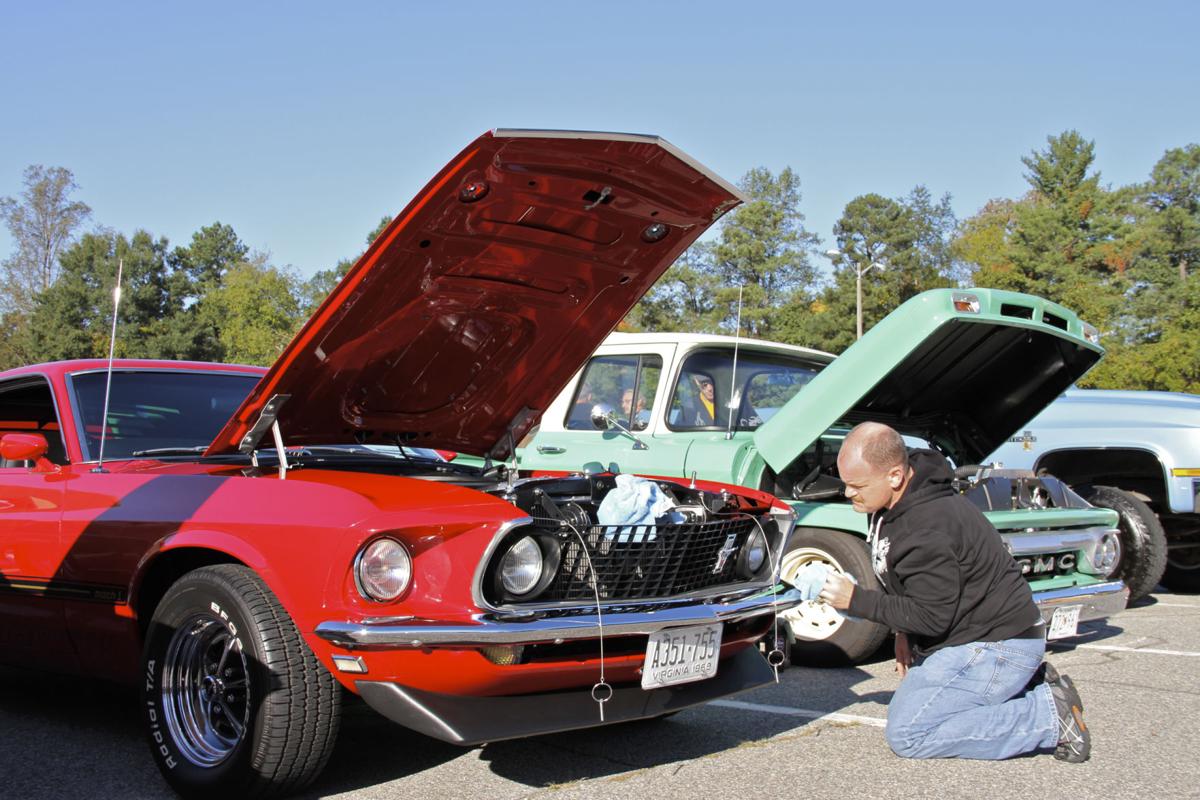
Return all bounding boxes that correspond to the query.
[537,445,566,455]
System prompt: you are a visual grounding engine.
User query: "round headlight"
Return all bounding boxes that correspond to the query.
[500,536,543,595]
[1095,532,1121,577]
[745,528,768,574]
[355,537,412,602]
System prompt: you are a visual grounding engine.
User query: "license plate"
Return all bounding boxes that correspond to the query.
[1048,605,1081,640]
[641,623,722,689]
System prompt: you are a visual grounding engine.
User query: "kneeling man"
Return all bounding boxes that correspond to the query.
[819,422,1090,762]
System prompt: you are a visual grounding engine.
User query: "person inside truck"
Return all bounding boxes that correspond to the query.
[674,373,716,426]
[817,422,1091,763]
[620,387,651,430]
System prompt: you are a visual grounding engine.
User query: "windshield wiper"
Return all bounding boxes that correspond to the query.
[130,446,212,457]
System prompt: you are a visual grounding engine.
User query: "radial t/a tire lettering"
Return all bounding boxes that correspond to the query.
[141,565,341,798]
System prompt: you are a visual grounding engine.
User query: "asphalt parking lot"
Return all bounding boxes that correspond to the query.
[2,591,1196,800]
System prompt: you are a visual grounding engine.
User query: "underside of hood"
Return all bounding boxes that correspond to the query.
[754,289,1104,470]
[207,130,743,459]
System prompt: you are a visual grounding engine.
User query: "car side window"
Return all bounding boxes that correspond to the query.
[0,377,69,466]
[669,349,824,431]
[564,354,662,431]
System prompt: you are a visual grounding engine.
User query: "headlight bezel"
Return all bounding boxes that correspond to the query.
[354,536,413,603]
[491,534,562,602]
[1094,530,1122,577]
[736,525,770,578]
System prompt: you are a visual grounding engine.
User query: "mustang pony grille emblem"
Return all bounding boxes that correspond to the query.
[712,534,738,574]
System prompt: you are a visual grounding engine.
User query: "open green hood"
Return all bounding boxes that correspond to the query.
[753,288,1104,471]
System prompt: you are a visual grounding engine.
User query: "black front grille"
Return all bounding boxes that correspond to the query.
[532,516,758,601]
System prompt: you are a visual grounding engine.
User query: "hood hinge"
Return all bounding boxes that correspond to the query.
[239,394,292,478]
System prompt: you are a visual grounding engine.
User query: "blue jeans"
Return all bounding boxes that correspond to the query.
[885,637,1059,759]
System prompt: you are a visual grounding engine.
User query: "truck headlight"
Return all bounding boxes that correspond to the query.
[355,537,412,602]
[1094,531,1121,577]
[500,536,543,595]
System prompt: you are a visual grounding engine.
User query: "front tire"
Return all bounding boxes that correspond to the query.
[777,528,889,666]
[1084,486,1168,603]
[141,565,341,799]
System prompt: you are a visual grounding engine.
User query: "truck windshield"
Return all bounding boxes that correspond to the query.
[69,370,262,461]
[668,348,825,431]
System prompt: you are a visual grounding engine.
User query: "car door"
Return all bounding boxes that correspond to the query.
[0,376,74,670]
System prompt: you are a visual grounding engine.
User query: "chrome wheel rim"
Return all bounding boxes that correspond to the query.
[779,547,848,641]
[161,612,250,767]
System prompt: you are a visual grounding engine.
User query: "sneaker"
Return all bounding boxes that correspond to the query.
[1028,661,1083,712]
[1050,672,1090,763]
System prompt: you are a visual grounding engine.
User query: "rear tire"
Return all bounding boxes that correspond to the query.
[141,565,341,798]
[1083,486,1168,603]
[777,528,889,666]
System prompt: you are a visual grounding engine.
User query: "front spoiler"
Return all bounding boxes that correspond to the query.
[1032,580,1128,627]
[354,646,775,745]
[315,584,801,650]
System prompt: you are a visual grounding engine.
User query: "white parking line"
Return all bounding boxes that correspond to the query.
[709,699,888,728]
[1076,643,1200,657]
[1149,602,1200,608]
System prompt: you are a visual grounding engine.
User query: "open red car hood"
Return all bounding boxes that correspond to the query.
[207,130,743,459]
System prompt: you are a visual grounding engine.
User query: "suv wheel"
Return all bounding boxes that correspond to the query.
[777,528,889,666]
[141,565,341,798]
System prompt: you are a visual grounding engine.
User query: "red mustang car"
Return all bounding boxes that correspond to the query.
[0,130,801,798]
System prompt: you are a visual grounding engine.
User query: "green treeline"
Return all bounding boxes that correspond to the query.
[626,131,1200,392]
[2,131,1197,391]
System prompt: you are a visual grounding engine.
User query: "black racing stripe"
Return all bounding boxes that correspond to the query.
[54,474,232,590]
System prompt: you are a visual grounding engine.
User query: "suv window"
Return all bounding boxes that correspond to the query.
[565,354,662,431]
[70,370,261,461]
[0,377,68,465]
[668,348,824,431]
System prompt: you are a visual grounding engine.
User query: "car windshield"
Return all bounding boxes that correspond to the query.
[70,370,262,461]
[668,348,825,432]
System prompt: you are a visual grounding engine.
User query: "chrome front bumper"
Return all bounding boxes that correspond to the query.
[315,584,801,650]
[1031,580,1128,625]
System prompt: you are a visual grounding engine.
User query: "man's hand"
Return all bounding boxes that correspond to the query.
[818,572,855,610]
[894,631,913,677]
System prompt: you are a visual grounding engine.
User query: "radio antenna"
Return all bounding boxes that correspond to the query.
[93,258,123,473]
[725,285,743,440]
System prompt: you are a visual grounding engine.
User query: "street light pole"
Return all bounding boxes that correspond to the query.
[824,248,887,340]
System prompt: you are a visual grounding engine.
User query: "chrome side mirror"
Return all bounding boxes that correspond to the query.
[589,402,648,450]
[590,403,616,431]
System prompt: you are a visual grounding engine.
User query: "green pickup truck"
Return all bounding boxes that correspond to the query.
[520,288,1129,664]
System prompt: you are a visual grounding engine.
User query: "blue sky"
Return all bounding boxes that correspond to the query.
[2,1,1197,280]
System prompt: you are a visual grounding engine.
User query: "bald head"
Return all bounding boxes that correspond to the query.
[843,422,908,471]
[837,422,911,514]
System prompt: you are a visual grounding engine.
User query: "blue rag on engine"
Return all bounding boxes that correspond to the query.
[597,474,675,543]
[788,562,860,620]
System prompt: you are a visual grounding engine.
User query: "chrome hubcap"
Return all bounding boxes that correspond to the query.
[161,613,250,767]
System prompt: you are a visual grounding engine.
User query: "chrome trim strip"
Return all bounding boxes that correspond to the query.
[316,584,801,650]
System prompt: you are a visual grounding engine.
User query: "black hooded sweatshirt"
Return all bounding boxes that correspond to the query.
[846,449,1041,655]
